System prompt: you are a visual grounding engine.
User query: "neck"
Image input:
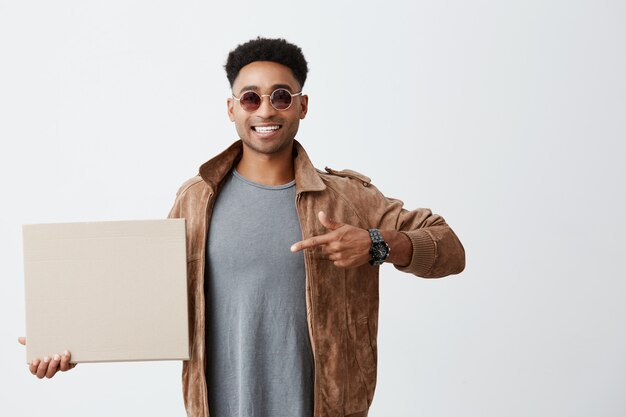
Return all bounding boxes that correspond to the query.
[235,141,295,186]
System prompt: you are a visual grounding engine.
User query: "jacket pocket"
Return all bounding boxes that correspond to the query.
[354,316,377,405]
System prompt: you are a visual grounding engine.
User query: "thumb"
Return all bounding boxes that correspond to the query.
[318,211,344,231]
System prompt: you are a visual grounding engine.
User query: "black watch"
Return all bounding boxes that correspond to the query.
[368,228,390,266]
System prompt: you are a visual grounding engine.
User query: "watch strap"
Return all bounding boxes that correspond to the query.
[368,228,390,266]
[368,228,384,244]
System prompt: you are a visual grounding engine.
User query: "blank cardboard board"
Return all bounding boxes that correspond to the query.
[23,219,189,363]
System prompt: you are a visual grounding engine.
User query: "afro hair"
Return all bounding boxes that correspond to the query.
[225,37,308,89]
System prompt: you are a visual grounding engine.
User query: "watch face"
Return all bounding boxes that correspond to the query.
[372,242,389,259]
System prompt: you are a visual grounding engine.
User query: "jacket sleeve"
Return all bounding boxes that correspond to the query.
[167,192,181,219]
[167,176,202,220]
[367,186,465,279]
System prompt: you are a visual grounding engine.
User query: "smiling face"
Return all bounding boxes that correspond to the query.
[227,61,308,157]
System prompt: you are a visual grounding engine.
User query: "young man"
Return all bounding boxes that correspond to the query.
[21,38,465,417]
[167,38,465,417]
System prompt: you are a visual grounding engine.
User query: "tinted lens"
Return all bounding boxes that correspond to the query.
[270,89,293,110]
[240,91,261,111]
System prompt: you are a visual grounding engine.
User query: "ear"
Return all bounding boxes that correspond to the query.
[299,94,309,120]
[227,98,235,122]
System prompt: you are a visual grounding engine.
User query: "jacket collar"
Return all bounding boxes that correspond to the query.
[198,139,326,195]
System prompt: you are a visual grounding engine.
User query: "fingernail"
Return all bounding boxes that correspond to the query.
[63,350,69,357]
[43,357,50,363]
[290,245,296,252]
[54,354,60,361]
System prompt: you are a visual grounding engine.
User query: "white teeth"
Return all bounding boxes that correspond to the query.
[254,125,280,133]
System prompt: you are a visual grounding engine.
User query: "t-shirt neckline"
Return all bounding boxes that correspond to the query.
[232,169,296,190]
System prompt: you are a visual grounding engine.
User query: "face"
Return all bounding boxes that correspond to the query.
[227,61,308,156]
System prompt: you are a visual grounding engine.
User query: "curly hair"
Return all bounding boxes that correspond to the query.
[225,37,308,88]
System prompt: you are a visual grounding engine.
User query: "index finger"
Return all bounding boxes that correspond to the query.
[291,233,335,252]
[29,359,40,375]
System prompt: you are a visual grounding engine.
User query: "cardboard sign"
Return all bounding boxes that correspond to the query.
[23,219,189,363]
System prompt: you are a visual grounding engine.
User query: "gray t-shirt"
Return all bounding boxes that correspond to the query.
[205,169,314,417]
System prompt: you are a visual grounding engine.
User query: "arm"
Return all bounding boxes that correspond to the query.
[291,188,465,277]
[373,194,466,278]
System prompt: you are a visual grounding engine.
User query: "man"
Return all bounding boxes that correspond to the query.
[21,37,465,417]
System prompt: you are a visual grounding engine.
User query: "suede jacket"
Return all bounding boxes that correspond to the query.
[167,140,466,417]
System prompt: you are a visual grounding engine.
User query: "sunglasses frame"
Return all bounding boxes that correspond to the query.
[232,88,303,112]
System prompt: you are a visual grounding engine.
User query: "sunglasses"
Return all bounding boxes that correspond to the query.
[232,88,303,112]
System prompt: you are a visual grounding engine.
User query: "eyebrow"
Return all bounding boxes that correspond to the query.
[237,84,296,95]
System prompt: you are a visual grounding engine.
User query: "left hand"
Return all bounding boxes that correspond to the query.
[18,337,77,379]
[290,211,371,268]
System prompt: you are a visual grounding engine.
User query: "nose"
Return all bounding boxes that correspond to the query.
[254,94,278,119]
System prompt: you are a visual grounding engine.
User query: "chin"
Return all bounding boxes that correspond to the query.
[242,137,293,156]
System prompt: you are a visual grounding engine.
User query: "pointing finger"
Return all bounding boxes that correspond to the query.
[291,232,335,252]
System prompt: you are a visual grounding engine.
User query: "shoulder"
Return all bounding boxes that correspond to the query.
[316,166,387,206]
[174,175,206,197]
[318,166,371,187]
[314,166,394,227]
[317,166,379,193]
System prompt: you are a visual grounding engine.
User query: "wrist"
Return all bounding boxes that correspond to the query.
[380,230,412,267]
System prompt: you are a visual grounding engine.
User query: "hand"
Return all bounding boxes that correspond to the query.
[18,337,77,379]
[291,211,371,268]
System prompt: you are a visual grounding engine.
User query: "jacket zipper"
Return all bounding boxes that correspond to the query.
[199,191,214,417]
[296,192,319,417]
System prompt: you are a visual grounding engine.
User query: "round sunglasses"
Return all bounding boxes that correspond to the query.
[232,88,303,112]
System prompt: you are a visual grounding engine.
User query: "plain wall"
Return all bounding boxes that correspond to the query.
[1,0,624,416]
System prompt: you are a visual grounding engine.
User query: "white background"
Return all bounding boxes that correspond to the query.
[1,1,625,416]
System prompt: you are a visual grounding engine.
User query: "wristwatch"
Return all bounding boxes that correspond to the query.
[368,228,390,266]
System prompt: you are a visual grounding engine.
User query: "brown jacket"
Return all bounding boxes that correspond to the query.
[167,140,465,417]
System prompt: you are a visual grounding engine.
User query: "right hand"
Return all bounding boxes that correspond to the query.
[18,337,77,379]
